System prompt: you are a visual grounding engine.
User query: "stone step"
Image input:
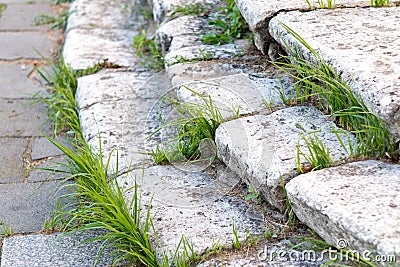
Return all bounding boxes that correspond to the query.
[269,7,400,140]
[151,0,219,24]
[118,165,265,253]
[1,231,115,267]
[63,0,141,70]
[174,72,288,119]
[235,0,371,53]
[215,106,357,212]
[285,160,400,263]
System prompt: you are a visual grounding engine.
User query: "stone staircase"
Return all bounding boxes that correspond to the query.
[1,0,399,266]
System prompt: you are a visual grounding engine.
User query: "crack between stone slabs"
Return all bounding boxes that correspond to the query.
[0,135,47,139]
[22,137,34,182]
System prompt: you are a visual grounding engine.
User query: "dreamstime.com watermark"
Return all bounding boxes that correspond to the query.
[256,239,397,264]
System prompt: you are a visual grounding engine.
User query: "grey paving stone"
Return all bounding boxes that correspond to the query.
[0,3,52,31]
[0,180,69,233]
[31,137,66,160]
[235,0,370,53]
[0,64,40,99]
[0,137,27,184]
[66,0,137,31]
[0,32,53,60]
[119,165,264,253]
[63,28,137,70]
[29,155,67,182]
[215,106,357,212]
[1,230,115,267]
[0,99,51,137]
[28,156,68,182]
[269,7,400,139]
[286,160,400,262]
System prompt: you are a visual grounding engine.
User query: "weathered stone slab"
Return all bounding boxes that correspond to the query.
[286,160,400,262]
[236,0,371,53]
[0,3,52,31]
[0,180,68,233]
[156,15,205,55]
[31,137,66,160]
[164,39,247,65]
[0,100,51,137]
[119,165,264,252]
[0,32,53,60]
[0,137,28,184]
[76,70,171,170]
[215,106,357,212]
[66,0,136,31]
[0,64,40,98]
[152,0,218,24]
[269,7,400,140]
[167,61,245,85]
[175,73,287,119]
[1,231,115,267]
[63,28,137,70]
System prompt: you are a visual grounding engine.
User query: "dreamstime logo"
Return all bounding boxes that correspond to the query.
[121,68,276,208]
[256,239,397,264]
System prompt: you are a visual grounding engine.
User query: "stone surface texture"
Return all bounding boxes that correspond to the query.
[0,65,40,98]
[235,0,371,53]
[0,3,52,31]
[0,100,50,137]
[76,69,171,170]
[1,231,115,267]
[151,0,220,23]
[0,181,68,233]
[286,160,400,261]
[215,106,357,211]
[156,15,206,55]
[164,39,247,65]
[175,73,286,118]
[269,7,400,140]
[119,165,264,252]
[66,0,137,31]
[0,32,54,60]
[63,29,137,70]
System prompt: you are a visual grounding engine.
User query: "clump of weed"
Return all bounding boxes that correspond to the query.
[306,0,336,9]
[370,0,390,6]
[132,29,165,70]
[33,10,70,30]
[0,4,7,17]
[170,3,209,17]
[149,87,226,165]
[274,23,396,159]
[201,0,248,45]
[296,132,334,173]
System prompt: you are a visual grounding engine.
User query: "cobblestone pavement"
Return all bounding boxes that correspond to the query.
[0,0,66,234]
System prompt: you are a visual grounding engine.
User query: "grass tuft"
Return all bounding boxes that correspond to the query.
[33,10,71,30]
[149,87,226,165]
[297,132,334,173]
[370,0,390,6]
[201,0,248,45]
[132,29,165,70]
[306,0,336,9]
[170,3,209,17]
[273,23,396,159]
